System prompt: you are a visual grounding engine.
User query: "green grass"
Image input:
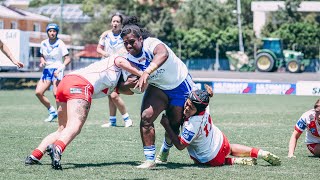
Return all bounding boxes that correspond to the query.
[0,90,318,179]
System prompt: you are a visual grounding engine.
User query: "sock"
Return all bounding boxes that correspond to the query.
[143,145,156,161]
[48,106,56,113]
[31,148,43,160]
[159,138,173,153]
[225,157,234,165]
[54,140,66,154]
[122,113,130,122]
[250,148,260,158]
[109,116,116,125]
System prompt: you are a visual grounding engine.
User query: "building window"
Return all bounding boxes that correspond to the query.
[11,21,18,29]
[33,23,41,32]
[0,21,3,29]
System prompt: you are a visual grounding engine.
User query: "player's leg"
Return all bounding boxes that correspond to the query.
[230,144,281,166]
[101,95,118,127]
[137,86,168,168]
[25,102,68,165]
[36,69,57,122]
[110,92,133,127]
[48,99,91,170]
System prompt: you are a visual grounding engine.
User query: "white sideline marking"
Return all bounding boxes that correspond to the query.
[193,78,271,83]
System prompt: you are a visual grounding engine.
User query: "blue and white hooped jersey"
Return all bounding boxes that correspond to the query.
[99,31,124,55]
[180,108,224,163]
[295,109,320,144]
[125,37,188,90]
[40,39,69,69]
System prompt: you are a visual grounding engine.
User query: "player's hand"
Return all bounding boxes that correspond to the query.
[134,72,149,93]
[39,61,46,67]
[14,61,24,68]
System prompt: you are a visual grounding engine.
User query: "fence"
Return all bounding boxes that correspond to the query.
[22,43,320,73]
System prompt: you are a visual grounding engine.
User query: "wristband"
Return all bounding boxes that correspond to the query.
[145,62,158,74]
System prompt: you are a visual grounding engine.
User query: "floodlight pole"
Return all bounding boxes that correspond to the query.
[237,0,244,52]
[60,0,63,34]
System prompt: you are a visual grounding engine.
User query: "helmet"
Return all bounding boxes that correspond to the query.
[188,89,210,112]
[46,23,59,34]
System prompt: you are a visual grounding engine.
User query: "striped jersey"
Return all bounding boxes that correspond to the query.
[40,39,69,68]
[125,37,188,90]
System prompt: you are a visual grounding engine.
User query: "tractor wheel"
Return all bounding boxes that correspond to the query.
[286,60,301,73]
[255,53,275,72]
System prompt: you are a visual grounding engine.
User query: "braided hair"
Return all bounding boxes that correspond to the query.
[188,84,214,114]
[120,16,153,39]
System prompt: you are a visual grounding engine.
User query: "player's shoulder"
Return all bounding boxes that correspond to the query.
[300,109,315,121]
[100,30,112,38]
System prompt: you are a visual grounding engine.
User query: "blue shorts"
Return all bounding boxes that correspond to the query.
[162,74,197,107]
[41,68,63,81]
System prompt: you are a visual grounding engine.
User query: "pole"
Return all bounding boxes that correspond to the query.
[60,0,63,34]
[214,43,220,71]
[237,0,244,52]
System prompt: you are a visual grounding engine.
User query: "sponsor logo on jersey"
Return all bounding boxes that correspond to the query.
[70,88,82,94]
[182,128,195,142]
[297,119,306,130]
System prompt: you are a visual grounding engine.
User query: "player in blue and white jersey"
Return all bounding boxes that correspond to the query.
[97,13,133,128]
[35,23,71,122]
[120,16,197,168]
[288,99,320,158]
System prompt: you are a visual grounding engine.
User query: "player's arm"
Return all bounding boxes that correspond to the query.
[96,31,110,57]
[288,129,302,158]
[135,43,169,92]
[0,39,24,68]
[160,114,187,150]
[115,56,143,77]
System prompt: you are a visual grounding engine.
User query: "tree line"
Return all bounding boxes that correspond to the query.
[30,0,320,59]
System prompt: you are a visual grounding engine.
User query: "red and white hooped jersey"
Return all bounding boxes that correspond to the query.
[69,55,121,99]
[295,109,320,144]
[180,108,224,163]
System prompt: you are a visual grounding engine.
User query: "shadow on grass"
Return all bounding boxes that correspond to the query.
[61,161,199,170]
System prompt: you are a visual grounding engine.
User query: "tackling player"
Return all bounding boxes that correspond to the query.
[25,54,142,170]
[160,84,281,167]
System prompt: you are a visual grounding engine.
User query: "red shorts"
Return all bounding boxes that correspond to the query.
[56,74,94,103]
[307,143,318,155]
[190,133,231,167]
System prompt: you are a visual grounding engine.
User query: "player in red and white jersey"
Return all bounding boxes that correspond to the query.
[288,99,320,158]
[25,55,142,170]
[160,85,281,167]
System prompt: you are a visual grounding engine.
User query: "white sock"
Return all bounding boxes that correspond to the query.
[48,106,56,113]
[122,113,130,121]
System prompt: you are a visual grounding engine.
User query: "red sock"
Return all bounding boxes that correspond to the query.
[31,149,43,160]
[225,157,234,165]
[54,140,66,153]
[250,148,260,158]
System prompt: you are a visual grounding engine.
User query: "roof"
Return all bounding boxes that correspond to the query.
[0,5,50,21]
[30,4,91,23]
[75,44,102,58]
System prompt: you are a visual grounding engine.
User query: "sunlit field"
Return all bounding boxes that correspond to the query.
[0,90,318,179]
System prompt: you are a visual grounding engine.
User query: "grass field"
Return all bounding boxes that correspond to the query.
[0,90,318,179]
